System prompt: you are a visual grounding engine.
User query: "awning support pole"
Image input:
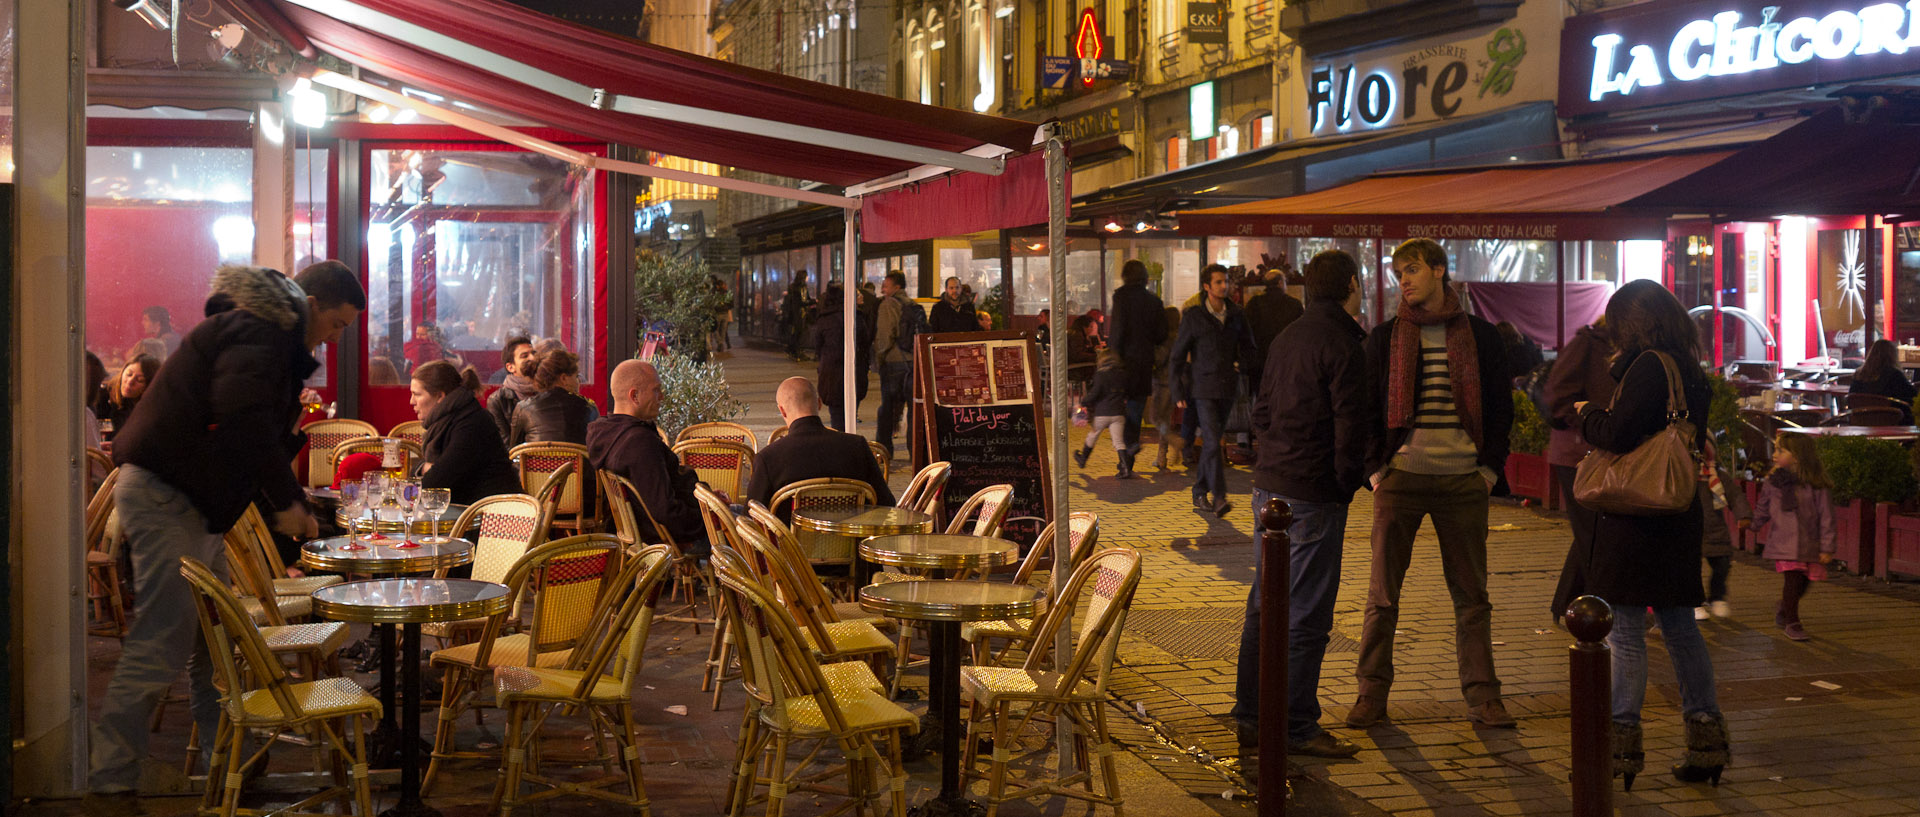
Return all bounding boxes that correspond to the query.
[844,209,859,431]
[1044,128,1077,775]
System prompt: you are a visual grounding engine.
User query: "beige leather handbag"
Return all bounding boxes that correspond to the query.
[1572,350,1700,515]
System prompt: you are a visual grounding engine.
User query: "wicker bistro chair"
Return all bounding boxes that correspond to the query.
[743,502,897,637]
[387,419,426,448]
[732,522,896,673]
[423,535,622,793]
[673,438,755,504]
[331,437,425,480]
[85,448,114,498]
[511,441,597,534]
[960,548,1142,817]
[711,547,916,817]
[604,472,715,632]
[962,513,1101,666]
[896,461,952,522]
[423,494,551,648]
[493,545,675,813]
[946,483,1015,537]
[85,467,128,637]
[867,441,891,480]
[694,486,750,710]
[677,420,758,451]
[770,477,877,593]
[219,528,349,677]
[765,425,790,447]
[301,419,377,488]
[179,556,380,817]
[230,504,343,598]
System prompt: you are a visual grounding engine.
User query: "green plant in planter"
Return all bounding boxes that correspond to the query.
[1705,374,1740,473]
[1509,388,1548,455]
[633,250,732,357]
[652,351,747,442]
[1813,437,1917,505]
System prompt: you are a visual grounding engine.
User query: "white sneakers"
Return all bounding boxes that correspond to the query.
[1694,606,1710,620]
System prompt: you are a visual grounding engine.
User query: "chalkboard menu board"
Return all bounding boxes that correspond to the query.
[914,331,1051,547]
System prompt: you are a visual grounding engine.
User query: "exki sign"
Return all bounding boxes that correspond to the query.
[1307,26,1533,135]
[1561,0,1920,116]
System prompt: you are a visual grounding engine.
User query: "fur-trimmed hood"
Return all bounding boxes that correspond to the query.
[205,265,309,333]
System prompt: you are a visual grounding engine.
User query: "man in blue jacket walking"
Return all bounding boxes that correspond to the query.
[1170,263,1256,517]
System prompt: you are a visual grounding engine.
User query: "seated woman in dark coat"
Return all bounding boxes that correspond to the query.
[411,360,522,505]
[1848,339,1916,423]
[93,354,158,440]
[509,350,593,446]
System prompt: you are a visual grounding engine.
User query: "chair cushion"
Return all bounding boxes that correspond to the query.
[961,666,1102,705]
[431,633,572,670]
[259,622,348,656]
[765,689,918,739]
[798,621,893,658]
[236,676,382,723]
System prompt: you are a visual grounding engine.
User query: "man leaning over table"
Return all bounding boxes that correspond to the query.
[90,261,365,810]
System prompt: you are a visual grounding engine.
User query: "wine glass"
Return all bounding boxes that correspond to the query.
[418,488,452,544]
[361,474,390,541]
[394,481,423,549]
[338,481,368,551]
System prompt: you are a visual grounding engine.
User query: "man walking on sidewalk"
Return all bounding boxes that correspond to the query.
[1108,259,1165,472]
[1347,238,1516,730]
[872,271,919,461]
[1232,250,1370,756]
[1170,263,1255,517]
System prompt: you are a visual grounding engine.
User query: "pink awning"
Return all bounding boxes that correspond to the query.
[862,151,1057,243]
[250,0,1037,188]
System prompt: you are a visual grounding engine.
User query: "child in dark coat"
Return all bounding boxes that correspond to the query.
[1697,442,1751,621]
[1075,350,1136,478]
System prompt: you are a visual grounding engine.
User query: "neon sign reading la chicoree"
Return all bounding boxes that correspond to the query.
[1587,1,1920,102]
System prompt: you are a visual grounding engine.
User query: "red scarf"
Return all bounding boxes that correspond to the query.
[1388,288,1483,448]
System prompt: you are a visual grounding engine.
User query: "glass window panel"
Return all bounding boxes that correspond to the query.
[1816,228,1871,360]
[366,148,594,386]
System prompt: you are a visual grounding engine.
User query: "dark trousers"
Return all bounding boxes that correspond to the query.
[1122,397,1146,450]
[1192,398,1230,501]
[1232,489,1348,743]
[824,372,870,432]
[1356,470,1502,706]
[1549,463,1599,621]
[1706,555,1731,602]
[875,361,911,453]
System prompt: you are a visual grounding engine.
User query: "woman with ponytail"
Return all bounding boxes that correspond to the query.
[410,360,521,504]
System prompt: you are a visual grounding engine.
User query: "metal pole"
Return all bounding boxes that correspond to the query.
[1045,128,1076,773]
[1567,595,1615,816]
[1258,498,1291,816]
[844,208,859,432]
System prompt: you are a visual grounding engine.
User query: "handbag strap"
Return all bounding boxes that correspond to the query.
[1644,350,1689,423]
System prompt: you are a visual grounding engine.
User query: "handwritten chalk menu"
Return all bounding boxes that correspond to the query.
[914,330,1051,547]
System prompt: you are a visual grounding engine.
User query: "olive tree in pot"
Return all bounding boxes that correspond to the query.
[633,250,732,361]
[650,352,747,442]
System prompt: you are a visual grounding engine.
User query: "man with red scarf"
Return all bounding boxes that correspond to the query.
[1345,238,1516,731]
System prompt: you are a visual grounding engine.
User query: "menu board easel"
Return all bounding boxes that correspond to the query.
[910,330,1052,547]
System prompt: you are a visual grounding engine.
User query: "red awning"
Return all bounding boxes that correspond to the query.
[1625,107,1920,216]
[251,0,1037,188]
[1179,151,1736,241]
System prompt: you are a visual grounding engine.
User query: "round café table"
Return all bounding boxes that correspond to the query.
[860,579,1045,817]
[300,537,474,771]
[860,533,1025,817]
[312,578,509,817]
[793,506,935,584]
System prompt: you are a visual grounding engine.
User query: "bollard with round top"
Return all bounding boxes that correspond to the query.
[1257,498,1292,817]
[1567,594,1615,814]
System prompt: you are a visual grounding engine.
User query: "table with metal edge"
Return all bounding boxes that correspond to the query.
[791,505,936,537]
[299,536,474,772]
[859,534,1031,817]
[311,578,509,817]
[1779,425,1920,439]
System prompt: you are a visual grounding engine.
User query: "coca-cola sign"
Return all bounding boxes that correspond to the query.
[1559,0,1920,116]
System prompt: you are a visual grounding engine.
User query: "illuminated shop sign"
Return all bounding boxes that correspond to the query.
[1306,24,1540,136]
[1560,0,1920,116]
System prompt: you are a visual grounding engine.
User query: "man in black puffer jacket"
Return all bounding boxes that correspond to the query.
[92,262,363,801]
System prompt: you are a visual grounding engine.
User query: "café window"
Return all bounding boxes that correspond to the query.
[364,147,596,388]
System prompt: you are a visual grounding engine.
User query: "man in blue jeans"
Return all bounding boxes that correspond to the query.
[1170,264,1255,517]
[1231,250,1370,756]
[871,271,917,460]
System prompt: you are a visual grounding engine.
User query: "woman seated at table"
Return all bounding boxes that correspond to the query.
[1848,339,1916,423]
[509,349,593,446]
[93,353,158,440]
[411,359,521,505]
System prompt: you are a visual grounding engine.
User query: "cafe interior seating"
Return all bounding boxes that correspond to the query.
[299,418,377,488]
[960,547,1141,817]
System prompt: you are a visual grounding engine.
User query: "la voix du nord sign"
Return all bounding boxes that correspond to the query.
[1559,0,1920,116]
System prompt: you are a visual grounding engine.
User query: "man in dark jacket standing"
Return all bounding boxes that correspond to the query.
[1231,250,1369,757]
[1346,238,1516,732]
[747,377,895,509]
[1243,266,1304,396]
[1107,259,1165,471]
[810,283,872,431]
[1170,263,1256,517]
[929,275,976,333]
[872,272,917,460]
[588,360,710,552]
[91,262,364,801]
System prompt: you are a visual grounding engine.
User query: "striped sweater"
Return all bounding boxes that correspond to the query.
[1389,323,1482,475]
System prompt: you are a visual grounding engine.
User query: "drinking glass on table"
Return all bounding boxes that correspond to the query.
[338,481,368,551]
[394,480,423,549]
[418,488,452,544]
[361,474,390,541]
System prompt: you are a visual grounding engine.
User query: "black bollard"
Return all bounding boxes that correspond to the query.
[1566,595,1613,816]
[1258,498,1292,817]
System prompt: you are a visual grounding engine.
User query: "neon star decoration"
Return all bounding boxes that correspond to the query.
[1838,229,1867,322]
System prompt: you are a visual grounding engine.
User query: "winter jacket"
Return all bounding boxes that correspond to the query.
[1170,300,1256,401]
[811,298,872,407]
[487,373,539,443]
[930,297,976,333]
[1252,299,1371,503]
[1849,372,1917,423]
[1700,468,1752,560]
[746,415,895,512]
[1108,283,1167,398]
[1753,474,1837,563]
[1080,366,1128,417]
[586,413,706,545]
[1577,350,1713,608]
[90,391,142,441]
[873,291,914,366]
[113,265,318,533]
[421,387,523,505]
[1545,324,1617,467]
[1243,288,1304,389]
[509,388,592,447]
[1363,314,1514,491]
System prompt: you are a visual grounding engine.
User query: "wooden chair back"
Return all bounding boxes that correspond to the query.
[560,544,674,698]
[443,494,550,583]
[897,461,951,515]
[331,437,425,479]
[1013,512,1101,585]
[768,478,875,565]
[511,442,591,529]
[867,441,891,480]
[1020,547,1142,697]
[180,557,302,722]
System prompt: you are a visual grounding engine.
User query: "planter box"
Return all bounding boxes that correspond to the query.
[1876,503,1920,579]
[1833,498,1875,575]
[1504,452,1554,506]
[1735,478,1762,552]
